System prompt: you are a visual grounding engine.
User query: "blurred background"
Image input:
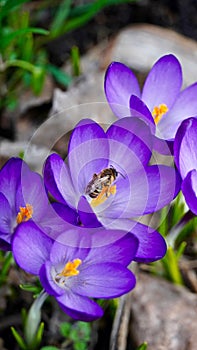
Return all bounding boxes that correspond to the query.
[0,0,197,142]
[0,1,197,350]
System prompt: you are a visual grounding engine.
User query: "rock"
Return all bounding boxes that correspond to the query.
[0,139,52,172]
[129,272,197,350]
[106,24,197,86]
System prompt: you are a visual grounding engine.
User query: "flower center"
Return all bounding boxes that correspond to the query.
[152,103,168,124]
[16,204,33,224]
[57,259,82,279]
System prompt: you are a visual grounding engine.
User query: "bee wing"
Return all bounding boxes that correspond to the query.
[93,176,108,187]
[85,176,108,194]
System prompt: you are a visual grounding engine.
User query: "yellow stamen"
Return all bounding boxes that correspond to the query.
[58,259,82,278]
[16,204,33,224]
[91,185,116,207]
[152,103,168,124]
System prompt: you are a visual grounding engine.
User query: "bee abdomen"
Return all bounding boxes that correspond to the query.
[89,189,100,198]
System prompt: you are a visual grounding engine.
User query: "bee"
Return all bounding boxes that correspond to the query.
[85,166,124,199]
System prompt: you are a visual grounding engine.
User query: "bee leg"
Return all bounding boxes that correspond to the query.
[106,185,116,197]
[91,185,117,207]
[91,187,109,207]
[109,185,116,195]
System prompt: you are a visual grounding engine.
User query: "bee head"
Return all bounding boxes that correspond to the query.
[110,165,125,179]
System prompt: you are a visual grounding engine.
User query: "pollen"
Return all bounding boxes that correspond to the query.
[152,103,168,124]
[91,185,116,207]
[58,259,82,278]
[16,204,33,224]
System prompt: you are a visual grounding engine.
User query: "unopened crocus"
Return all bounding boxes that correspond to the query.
[105,54,197,150]
[0,157,66,250]
[174,117,197,214]
[12,221,138,321]
[44,117,180,262]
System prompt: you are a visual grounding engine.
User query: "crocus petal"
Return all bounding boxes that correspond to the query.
[143,165,181,213]
[77,196,102,227]
[99,173,145,218]
[102,219,167,262]
[44,153,77,208]
[0,193,13,234]
[0,158,23,208]
[12,222,53,275]
[159,83,197,140]
[142,54,182,111]
[50,230,91,266]
[102,164,180,218]
[0,239,10,251]
[40,261,65,296]
[37,203,74,239]
[68,119,109,194]
[95,175,133,219]
[152,135,173,155]
[52,202,79,226]
[74,262,136,298]
[182,170,197,215]
[130,221,167,262]
[104,61,141,117]
[57,292,104,321]
[129,95,156,133]
[87,231,139,266]
[174,117,197,179]
[106,117,153,171]
[16,170,49,221]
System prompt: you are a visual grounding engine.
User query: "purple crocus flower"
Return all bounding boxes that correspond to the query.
[12,221,138,321]
[0,157,66,250]
[174,117,197,214]
[105,54,197,149]
[44,117,180,262]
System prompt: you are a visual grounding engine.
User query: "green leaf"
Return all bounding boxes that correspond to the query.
[158,205,169,236]
[136,342,148,350]
[31,66,46,95]
[60,322,71,337]
[0,0,30,20]
[47,64,72,87]
[1,252,13,278]
[74,342,87,350]
[57,0,107,34]
[34,322,45,348]
[20,283,42,294]
[11,327,27,350]
[76,322,91,340]
[52,0,138,36]
[71,46,81,76]
[1,27,49,51]
[70,328,79,342]
[162,246,183,285]
[176,241,187,260]
[3,59,42,76]
[50,0,72,38]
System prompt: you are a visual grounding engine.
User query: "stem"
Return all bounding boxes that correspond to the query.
[25,290,48,347]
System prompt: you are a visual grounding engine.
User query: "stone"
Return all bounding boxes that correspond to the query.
[129,272,197,350]
[106,24,197,86]
[0,139,52,172]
